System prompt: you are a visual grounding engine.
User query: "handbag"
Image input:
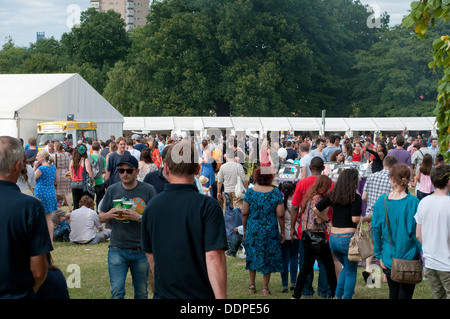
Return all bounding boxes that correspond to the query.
[302,230,327,253]
[82,158,95,196]
[235,165,246,199]
[348,219,374,261]
[384,195,423,284]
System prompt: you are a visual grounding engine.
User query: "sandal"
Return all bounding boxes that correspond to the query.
[249,283,256,294]
[262,288,271,296]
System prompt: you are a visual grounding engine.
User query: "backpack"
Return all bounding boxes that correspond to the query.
[89,153,104,179]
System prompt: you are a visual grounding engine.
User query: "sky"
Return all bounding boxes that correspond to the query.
[0,0,414,48]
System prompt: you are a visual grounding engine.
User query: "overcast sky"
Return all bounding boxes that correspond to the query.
[0,0,414,48]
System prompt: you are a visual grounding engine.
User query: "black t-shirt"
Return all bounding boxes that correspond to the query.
[141,183,228,299]
[0,181,53,298]
[106,151,131,184]
[315,193,362,228]
[143,169,168,194]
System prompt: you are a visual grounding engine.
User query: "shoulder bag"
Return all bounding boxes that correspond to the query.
[82,158,95,196]
[384,195,422,284]
[348,218,374,261]
[235,164,246,199]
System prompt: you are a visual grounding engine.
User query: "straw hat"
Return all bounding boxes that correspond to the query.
[199,176,209,185]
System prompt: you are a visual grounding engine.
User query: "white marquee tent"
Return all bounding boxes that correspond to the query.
[124,116,437,137]
[0,74,124,141]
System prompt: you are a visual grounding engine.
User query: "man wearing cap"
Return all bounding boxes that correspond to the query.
[104,137,131,188]
[99,154,157,299]
[132,134,148,152]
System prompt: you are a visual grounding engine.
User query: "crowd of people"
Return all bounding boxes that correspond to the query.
[0,129,449,300]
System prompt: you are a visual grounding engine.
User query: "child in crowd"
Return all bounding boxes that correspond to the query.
[199,175,212,197]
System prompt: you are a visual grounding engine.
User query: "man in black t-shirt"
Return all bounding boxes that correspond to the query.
[142,141,228,299]
[0,136,53,298]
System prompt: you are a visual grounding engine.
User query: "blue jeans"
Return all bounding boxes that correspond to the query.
[281,240,300,289]
[298,240,331,297]
[108,246,149,299]
[329,232,358,299]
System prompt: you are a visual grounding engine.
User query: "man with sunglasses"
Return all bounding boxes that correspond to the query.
[99,155,157,299]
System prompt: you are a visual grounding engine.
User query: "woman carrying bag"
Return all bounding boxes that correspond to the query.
[372,163,422,299]
[69,144,94,210]
[313,168,371,299]
[291,175,337,299]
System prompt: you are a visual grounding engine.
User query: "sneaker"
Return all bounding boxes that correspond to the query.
[225,251,236,258]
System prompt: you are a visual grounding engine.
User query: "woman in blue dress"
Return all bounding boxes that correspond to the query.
[242,166,285,296]
[200,140,215,196]
[34,149,58,244]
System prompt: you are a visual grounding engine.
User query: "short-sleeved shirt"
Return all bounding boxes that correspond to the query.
[316,194,362,229]
[106,151,131,184]
[415,195,450,272]
[141,183,228,299]
[0,181,53,298]
[100,181,157,249]
[388,148,411,166]
[143,169,169,194]
[217,162,247,193]
[363,169,392,216]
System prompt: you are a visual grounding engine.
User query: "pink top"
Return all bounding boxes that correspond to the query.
[418,166,434,194]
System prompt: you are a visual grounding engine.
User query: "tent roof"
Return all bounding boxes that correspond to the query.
[0,73,123,123]
[0,74,75,118]
[343,118,378,131]
[399,117,436,131]
[123,116,437,133]
[288,117,321,131]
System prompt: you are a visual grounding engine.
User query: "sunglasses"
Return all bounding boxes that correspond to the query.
[118,168,136,175]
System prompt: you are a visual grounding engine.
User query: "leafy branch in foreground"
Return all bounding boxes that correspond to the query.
[403,0,450,162]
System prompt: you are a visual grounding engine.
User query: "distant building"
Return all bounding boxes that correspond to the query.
[37,32,45,42]
[90,1,150,31]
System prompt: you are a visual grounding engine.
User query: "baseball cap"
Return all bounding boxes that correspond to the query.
[132,134,141,140]
[117,154,139,169]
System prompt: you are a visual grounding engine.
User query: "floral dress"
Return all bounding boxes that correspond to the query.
[34,165,58,214]
[244,187,284,274]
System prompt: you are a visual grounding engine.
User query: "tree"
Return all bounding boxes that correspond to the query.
[104,0,383,117]
[352,24,442,117]
[403,0,450,162]
[60,8,131,69]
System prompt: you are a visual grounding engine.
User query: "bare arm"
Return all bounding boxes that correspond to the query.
[241,201,249,239]
[416,223,423,244]
[146,253,155,278]
[276,203,285,243]
[290,205,299,239]
[362,191,368,202]
[206,249,227,299]
[30,254,48,293]
[314,207,330,224]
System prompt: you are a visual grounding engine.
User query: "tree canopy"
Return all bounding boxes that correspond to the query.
[0,0,443,121]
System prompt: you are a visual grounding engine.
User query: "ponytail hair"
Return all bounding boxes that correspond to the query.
[38,149,54,165]
[389,164,410,188]
[279,181,295,210]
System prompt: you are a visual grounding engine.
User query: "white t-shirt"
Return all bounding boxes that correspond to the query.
[415,195,450,272]
[299,153,313,178]
[69,206,103,243]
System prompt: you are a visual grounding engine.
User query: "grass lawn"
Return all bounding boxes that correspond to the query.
[51,241,434,300]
